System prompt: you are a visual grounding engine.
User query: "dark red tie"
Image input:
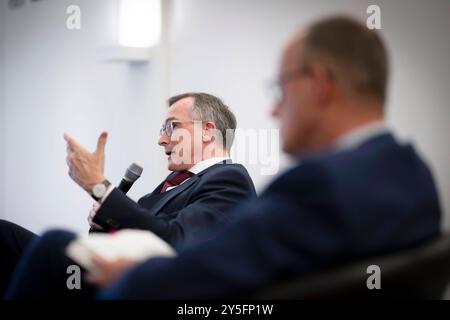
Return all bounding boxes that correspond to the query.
[160,171,194,193]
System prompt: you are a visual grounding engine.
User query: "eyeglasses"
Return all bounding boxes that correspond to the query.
[159,120,197,137]
[267,66,312,104]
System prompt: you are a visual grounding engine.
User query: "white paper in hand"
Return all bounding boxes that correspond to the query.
[65,229,176,272]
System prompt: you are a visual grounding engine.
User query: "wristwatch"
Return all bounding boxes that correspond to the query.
[91,179,111,201]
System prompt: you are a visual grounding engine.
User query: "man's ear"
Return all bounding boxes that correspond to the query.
[202,122,216,142]
[312,65,335,107]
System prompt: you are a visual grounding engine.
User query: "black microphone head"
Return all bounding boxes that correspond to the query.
[124,163,143,182]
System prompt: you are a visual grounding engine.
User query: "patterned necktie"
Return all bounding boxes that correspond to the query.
[160,171,195,193]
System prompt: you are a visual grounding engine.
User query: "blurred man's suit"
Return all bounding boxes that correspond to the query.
[98,128,440,299]
[0,160,256,297]
[5,127,441,299]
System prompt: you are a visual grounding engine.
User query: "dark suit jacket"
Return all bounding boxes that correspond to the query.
[94,161,256,247]
[100,133,441,299]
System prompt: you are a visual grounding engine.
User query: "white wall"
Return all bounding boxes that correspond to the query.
[382,0,450,229]
[0,0,167,234]
[1,0,449,233]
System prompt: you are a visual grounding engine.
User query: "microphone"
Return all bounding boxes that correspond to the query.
[118,163,144,194]
[89,163,143,233]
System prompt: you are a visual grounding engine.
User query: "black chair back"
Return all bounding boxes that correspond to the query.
[250,235,450,299]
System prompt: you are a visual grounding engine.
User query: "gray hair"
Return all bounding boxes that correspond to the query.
[168,92,237,152]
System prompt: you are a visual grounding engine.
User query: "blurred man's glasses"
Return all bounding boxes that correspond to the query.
[267,66,311,104]
[159,120,196,137]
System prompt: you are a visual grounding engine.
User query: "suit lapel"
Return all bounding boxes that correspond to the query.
[143,175,200,216]
[137,160,233,216]
[137,171,179,203]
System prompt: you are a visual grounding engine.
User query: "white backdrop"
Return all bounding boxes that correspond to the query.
[0,0,167,234]
[0,0,449,234]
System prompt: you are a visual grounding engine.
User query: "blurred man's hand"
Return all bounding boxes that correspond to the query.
[64,132,107,194]
[86,256,139,287]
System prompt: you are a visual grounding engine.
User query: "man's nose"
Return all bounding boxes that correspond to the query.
[158,133,169,146]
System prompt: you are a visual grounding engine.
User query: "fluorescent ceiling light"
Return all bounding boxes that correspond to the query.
[118,0,161,48]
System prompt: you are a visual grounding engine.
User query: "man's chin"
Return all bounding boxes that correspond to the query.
[167,162,177,171]
[167,161,190,172]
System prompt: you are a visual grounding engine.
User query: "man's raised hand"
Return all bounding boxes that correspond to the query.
[64,131,108,194]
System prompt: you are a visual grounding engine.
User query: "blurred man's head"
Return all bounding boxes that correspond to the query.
[272,16,389,156]
[158,92,236,171]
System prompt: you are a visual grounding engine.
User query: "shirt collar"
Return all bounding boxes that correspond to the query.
[188,157,231,175]
[333,120,390,152]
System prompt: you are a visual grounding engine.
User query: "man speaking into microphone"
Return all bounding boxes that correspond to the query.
[64,92,256,245]
[0,92,256,296]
